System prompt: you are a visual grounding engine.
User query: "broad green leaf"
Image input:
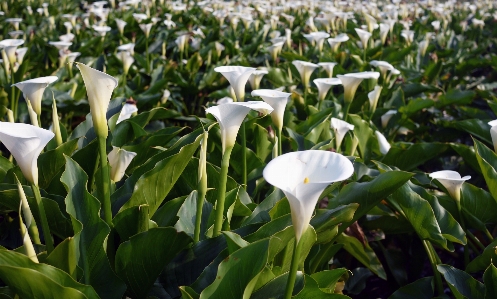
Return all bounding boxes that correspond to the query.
[113,205,157,241]
[436,90,475,108]
[0,156,13,182]
[424,60,443,85]
[454,120,492,144]
[242,189,285,226]
[461,183,497,230]
[38,139,79,189]
[311,268,349,294]
[112,107,180,147]
[484,264,497,299]
[152,196,187,227]
[180,286,200,299]
[437,264,485,299]
[251,271,305,299]
[223,231,249,254]
[115,227,191,299]
[199,239,270,299]
[329,171,414,234]
[175,190,213,240]
[349,114,373,162]
[467,239,497,273]
[387,277,434,299]
[382,142,449,171]
[46,237,81,280]
[336,233,386,279]
[402,83,441,98]
[387,183,450,250]
[0,249,99,299]
[474,138,497,202]
[120,132,202,215]
[399,98,435,117]
[61,156,126,299]
[294,274,350,298]
[451,143,481,174]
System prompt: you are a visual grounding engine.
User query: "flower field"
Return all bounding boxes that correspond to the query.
[0,0,497,298]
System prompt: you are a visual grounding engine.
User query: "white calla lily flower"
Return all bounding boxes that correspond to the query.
[214,66,256,102]
[263,150,354,241]
[251,89,291,132]
[12,76,58,116]
[0,122,54,185]
[327,33,349,52]
[354,28,372,50]
[0,39,24,64]
[206,101,273,154]
[318,62,337,78]
[116,103,138,124]
[248,69,268,90]
[381,110,397,128]
[368,86,382,113]
[375,131,391,155]
[76,63,118,138]
[117,51,134,75]
[379,23,390,44]
[429,170,470,201]
[292,60,319,88]
[313,78,342,102]
[337,72,380,103]
[488,120,497,152]
[331,118,354,151]
[108,146,137,182]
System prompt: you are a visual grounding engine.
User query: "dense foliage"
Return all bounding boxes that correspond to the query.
[0,0,497,298]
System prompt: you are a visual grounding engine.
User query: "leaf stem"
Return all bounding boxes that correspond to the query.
[284,239,303,299]
[422,240,444,297]
[241,122,247,189]
[98,136,113,227]
[213,146,233,237]
[30,183,54,254]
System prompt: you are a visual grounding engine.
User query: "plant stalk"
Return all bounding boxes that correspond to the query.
[277,128,282,157]
[212,146,233,237]
[31,183,54,254]
[284,239,303,299]
[422,240,444,297]
[241,122,247,189]
[98,136,113,227]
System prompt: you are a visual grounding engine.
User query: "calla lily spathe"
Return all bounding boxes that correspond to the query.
[354,28,372,49]
[251,89,291,132]
[248,69,268,90]
[206,101,273,154]
[12,76,58,116]
[429,170,470,201]
[318,62,337,78]
[214,66,256,102]
[331,118,354,151]
[108,146,137,182]
[263,150,354,241]
[292,60,319,88]
[116,103,138,124]
[76,63,118,138]
[0,39,24,64]
[0,122,54,185]
[337,72,380,103]
[313,78,342,102]
[368,86,382,113]
[375,131,391,155]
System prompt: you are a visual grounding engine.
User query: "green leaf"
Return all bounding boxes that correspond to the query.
[387,277,434,299]
[467,240,497,273]
[474,138,497,202]
[46,237,81,280]
[437,264,485,299]
[402,83,442,98]
[113,205,156,241]
[0,156,13,182]
[242,189,285,226]
[399,98,435,117]
[61,156,126,299]
[120,132,202,215]
[387,183,451,250]
[382,142,449,171]
[461,183,497,229]
[484,264,497,299]
[294,274,350,298]
[329,171,414,235]
[152,196,187,227]
[115,227,191,299]
[424,61,443,85]
[38,139,79,190]
[0,249,99,299]
[336,233,386,280]
[311,268,349,294]
[180,286,200,299]
[251,271,304,299]
[199,239,270,299]
[112,107,180,147]
[436,90,475,108]
[451,143,481,174]
[453,120,492,144]
[349,114,374,162]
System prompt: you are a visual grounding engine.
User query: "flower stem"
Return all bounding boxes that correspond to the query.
[98,136,113,227]
[241,122,247,189]
[213,146,234,237]
[284,238,303,299]
[10,62,17,121]
[454,197,469,266]
[422,240,444,297]
[277,128,282,157]
[31,183,54,254]
[145,37,149,73]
